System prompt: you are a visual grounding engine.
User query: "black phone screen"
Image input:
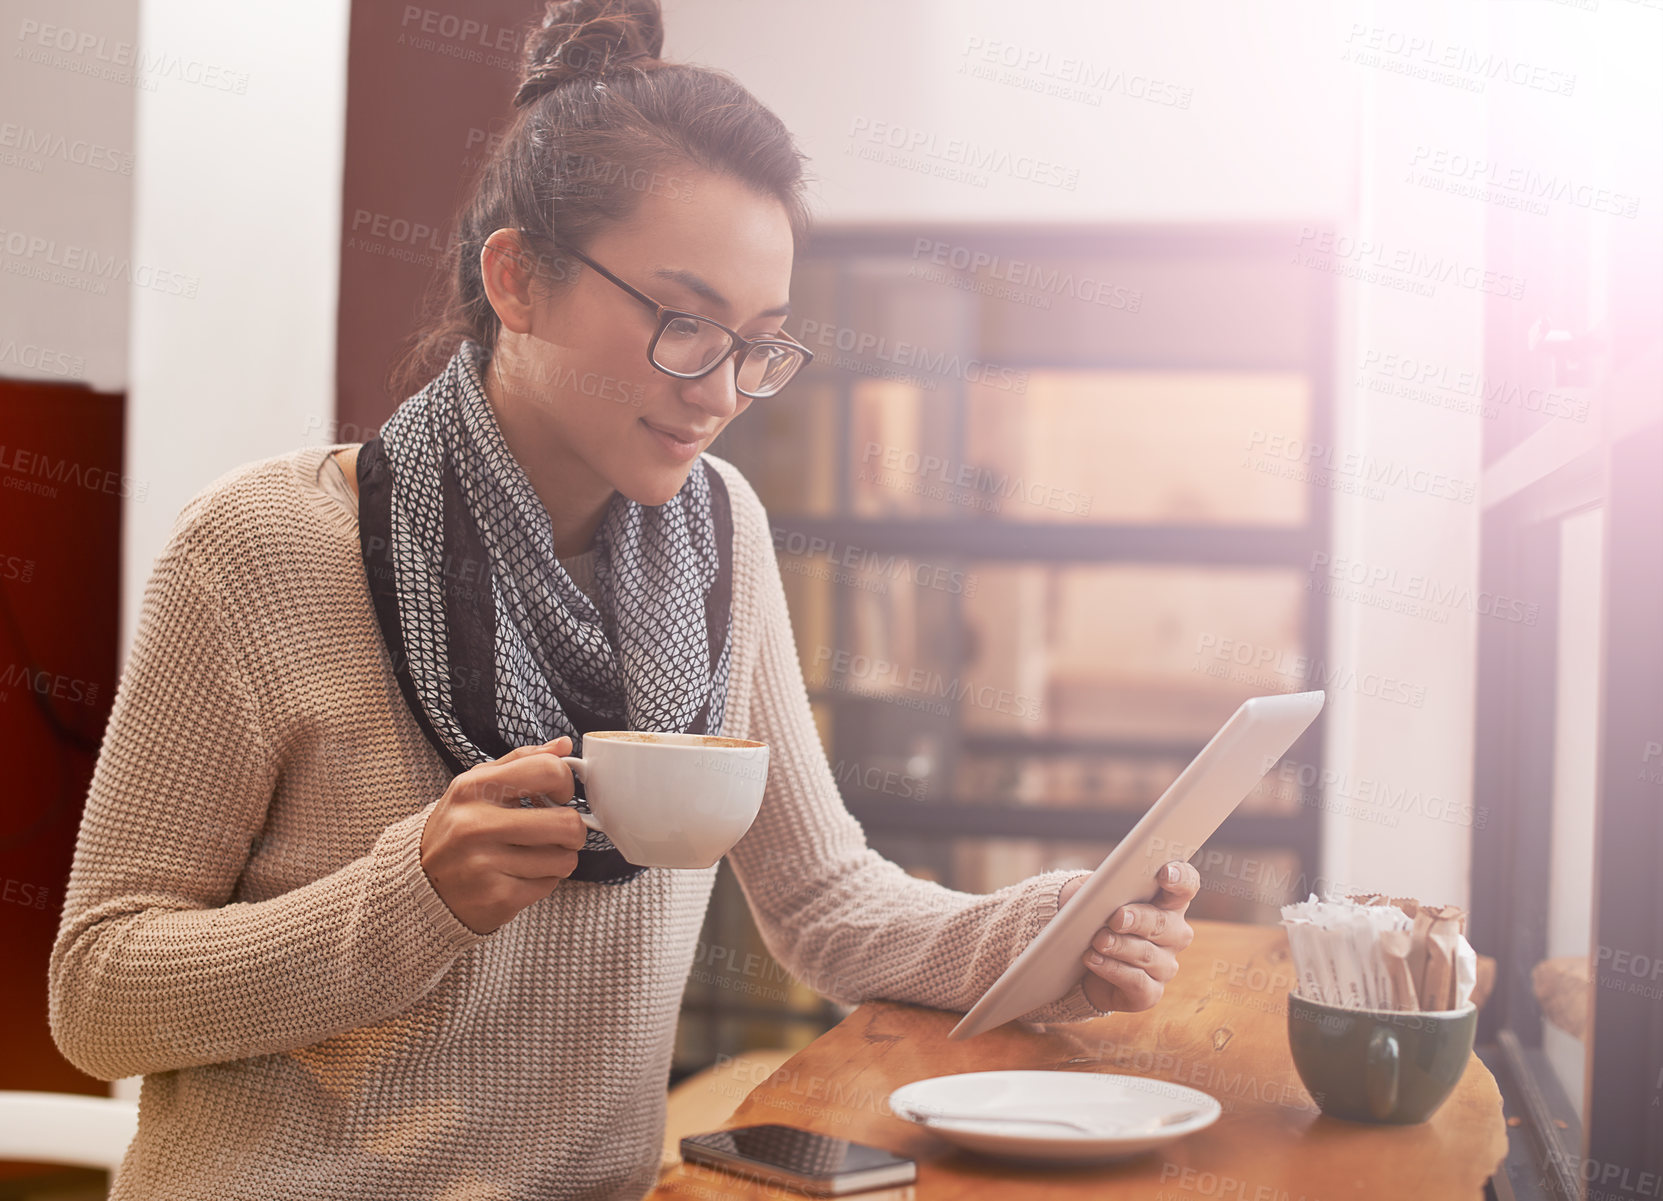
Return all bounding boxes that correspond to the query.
[682,1124,912,1177]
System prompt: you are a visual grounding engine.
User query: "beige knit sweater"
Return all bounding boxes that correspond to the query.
[48,443,1103,1201]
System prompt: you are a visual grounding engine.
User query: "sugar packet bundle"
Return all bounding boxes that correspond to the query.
[1279,893,1477,1012]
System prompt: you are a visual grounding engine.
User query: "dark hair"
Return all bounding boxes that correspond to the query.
[389,0,813,400]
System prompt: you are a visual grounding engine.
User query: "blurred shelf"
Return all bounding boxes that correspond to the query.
[960,733,1208,759]
[769,517,1316,565]
[804,220,1331,260]
[844,797,1310,846]
[685,222,1333,1074]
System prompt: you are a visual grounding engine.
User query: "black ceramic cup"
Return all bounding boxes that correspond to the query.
[1286,992,1477,1124]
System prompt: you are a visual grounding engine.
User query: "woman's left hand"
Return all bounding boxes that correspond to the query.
[1056,860,1201,1014]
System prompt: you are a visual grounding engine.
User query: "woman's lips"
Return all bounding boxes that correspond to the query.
[640,418,708,462]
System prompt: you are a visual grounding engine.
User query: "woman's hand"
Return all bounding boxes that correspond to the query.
[419,736,591,934]
[1057,860,1201,1014]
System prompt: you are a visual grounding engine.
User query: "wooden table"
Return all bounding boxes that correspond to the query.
[649,920,1508,1199]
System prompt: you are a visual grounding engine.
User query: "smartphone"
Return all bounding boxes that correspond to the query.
[680,1124,916,1195]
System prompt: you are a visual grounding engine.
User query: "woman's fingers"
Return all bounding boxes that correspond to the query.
[1106,861,1199,950]
[493,736,573,765]
[464,747,579,808]
[1086,930,1179,983]
[1153,860,1202,908]
[444,767,590,850]
[421,738,586,934]
[1081,952,1164,1012]
[1104,902,1194,950]
[492,805,591,851]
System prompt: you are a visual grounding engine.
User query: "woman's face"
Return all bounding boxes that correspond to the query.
[483,168,797,509]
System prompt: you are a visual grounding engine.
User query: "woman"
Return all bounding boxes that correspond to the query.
[48,2,1199,1197]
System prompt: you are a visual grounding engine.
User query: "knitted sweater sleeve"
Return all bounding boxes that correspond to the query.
[722,495,1108,1026]
[48,534,488,1081]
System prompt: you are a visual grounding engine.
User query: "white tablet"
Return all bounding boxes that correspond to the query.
[947,690,1325,1040]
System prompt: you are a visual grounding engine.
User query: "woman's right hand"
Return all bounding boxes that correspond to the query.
[418,736,591,934]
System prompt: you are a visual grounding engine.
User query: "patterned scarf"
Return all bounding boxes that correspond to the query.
[355,339,733,883]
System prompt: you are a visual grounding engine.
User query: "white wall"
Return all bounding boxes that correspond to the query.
[1545,508,1605,1122]
[667,0,1357,223]
[122,0,349,656]
[1314,0,1490,907]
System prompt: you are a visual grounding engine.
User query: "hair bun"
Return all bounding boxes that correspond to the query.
[516,0,664,107]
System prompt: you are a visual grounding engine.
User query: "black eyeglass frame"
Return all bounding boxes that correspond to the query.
[509,228,814,399]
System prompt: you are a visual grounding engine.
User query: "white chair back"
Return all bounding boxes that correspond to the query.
[0,1090,138,1172]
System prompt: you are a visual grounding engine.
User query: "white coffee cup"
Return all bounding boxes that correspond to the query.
[560,731,769,869]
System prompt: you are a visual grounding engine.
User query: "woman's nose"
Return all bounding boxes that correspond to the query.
[678,354,741,419]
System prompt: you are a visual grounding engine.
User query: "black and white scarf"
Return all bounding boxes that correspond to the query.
[355,339,733,884]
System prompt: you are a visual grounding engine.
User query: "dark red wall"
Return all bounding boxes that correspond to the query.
[0,378,123,1176]
[336,0,543,437]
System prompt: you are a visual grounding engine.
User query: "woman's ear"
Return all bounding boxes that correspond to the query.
[479,229,542,336]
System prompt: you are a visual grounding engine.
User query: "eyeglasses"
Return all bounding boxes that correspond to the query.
[511,229,814,399]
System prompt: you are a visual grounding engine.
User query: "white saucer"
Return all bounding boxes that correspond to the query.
[887,1071,1220,1164]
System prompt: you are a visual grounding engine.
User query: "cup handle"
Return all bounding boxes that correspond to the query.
[561,756,604,834]
[1365,1027,1400,1119]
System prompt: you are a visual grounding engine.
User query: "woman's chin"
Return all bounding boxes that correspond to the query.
[616,465,697,509]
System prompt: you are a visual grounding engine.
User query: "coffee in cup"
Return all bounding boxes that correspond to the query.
[560,731,769,869]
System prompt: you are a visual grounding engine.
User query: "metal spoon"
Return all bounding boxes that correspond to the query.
[907,1107,1205,1137]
